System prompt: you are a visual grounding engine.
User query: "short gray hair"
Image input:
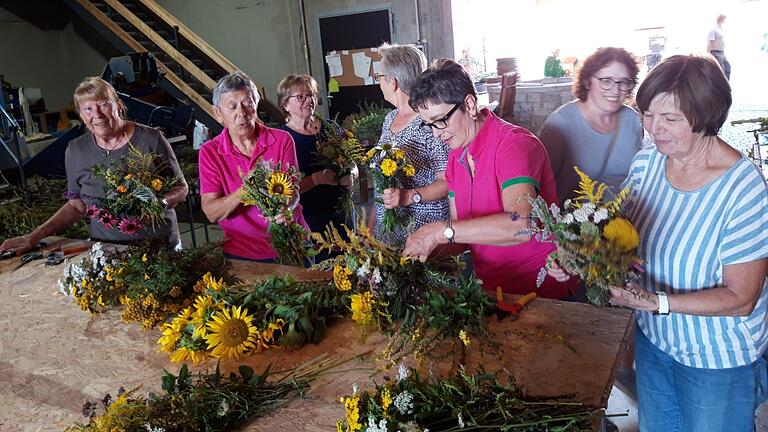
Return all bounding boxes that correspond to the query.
[378,43,427,94]
[212,71,260,106]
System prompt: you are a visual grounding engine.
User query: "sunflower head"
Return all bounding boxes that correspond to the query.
[204,305,260,360]
[380,159,397,177]
[603,217,639,251]
[267,172,294,197]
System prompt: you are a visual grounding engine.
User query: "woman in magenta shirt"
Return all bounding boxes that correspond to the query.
[403,60,575,299]
[198,71,308,262]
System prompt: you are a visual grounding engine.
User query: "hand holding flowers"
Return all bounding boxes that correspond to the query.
[530,167,640,306]
[365,143,415,234]
[240,158,309,266]
[89,144,180,235]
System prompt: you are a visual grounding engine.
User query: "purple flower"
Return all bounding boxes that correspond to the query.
[98,210,118,228]
[118,217,143,235]
[85,205,100,219]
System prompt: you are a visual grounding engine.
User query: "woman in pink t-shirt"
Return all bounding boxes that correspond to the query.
[198,71,309,262]
[402,60,576,299]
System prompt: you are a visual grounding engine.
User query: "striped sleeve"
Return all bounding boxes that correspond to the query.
[721,165,768,264]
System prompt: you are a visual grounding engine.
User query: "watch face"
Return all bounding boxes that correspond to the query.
[413,192,421,203]
[443,226,455,239]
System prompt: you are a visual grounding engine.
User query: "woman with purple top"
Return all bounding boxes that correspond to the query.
[0,77,188,254]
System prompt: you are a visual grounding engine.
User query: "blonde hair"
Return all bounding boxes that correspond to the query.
[73,76,126,117]
[276,74,318,119]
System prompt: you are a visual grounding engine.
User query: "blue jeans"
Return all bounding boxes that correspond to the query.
[635,326,768,432]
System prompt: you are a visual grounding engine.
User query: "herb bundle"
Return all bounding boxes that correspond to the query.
[336,366,598,432]
[314,122,365,214]
[529,167,640,306]
[89,144,180,234]
[240,158,309,266]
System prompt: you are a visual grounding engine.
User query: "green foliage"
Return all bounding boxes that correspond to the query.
[337,366,598,431]
[341,101,390,149]
[0,177,89,243]
[66,356,341,432]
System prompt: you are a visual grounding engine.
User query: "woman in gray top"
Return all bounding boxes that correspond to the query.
[372,43,450,249]
[0,77,188,254]
[539,47,643,204]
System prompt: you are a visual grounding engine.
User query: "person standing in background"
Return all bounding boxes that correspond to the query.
[708,14,731,80]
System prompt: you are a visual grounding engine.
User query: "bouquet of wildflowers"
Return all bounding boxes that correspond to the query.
[364,143,415,234]
[89,145,179,234]
[315,122,365,214]
[158,274,346,363]
[341,102,390,149]
[240,158,309,266]
[335,366,597,432]
[312,218,464,337]
[60,241,233,329]
[529,167,640,306]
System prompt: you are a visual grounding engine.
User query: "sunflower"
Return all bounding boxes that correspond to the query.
[380,158,397,177]
[403,164,415,177]
[203,272,226,292]
[151,178,163,191]
[170,347,207,363]
[204,305,260,360]
[267,172,294,197]
[192,295,217,339]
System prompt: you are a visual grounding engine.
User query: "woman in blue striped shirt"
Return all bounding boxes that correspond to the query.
[552,54,768,431]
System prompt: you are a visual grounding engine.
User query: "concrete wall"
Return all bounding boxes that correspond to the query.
[513,80,575,133]
[0,7,112,112]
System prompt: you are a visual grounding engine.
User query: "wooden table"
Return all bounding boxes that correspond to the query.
[0,239,633,431]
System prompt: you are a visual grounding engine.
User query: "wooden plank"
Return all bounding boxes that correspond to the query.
[102,0,217,91]
[71,0,215,121]
[0,242,631,431]
[73,0,146,53]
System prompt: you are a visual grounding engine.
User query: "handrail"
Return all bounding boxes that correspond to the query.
[103,0,217,91]
[136,0,237,73]
[72,0,215,121]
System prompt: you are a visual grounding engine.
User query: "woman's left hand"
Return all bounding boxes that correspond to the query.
[402,222,443,261]
[609,281,659,312]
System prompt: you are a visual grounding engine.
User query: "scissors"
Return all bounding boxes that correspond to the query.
[13,251,44,270]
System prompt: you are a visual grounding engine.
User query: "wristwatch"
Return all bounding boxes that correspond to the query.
[161,198,170,209]
[412,190,422,204]
[654,291,670,315]
[443,219,455,244]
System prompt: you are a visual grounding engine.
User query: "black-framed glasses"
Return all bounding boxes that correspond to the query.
[421,104,461,130]
[593,76,636,92]
[373,73,391,83]
[289,92,317,102]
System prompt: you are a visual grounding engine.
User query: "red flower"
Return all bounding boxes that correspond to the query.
[118,217,143,235]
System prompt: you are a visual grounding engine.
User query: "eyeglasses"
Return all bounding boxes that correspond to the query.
[593,76,636,92]
[79,100,113,116]
[289,93,317,102]
[421,104,461,130]
[373,73,391,83]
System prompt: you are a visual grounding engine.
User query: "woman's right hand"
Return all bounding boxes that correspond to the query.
[312,169,338,186]
[546,255,571,282]
[0,235,37,255]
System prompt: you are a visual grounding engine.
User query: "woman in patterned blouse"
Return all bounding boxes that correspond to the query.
[372,43,450,249]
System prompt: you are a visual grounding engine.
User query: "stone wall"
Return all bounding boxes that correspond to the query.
[513,79,575,133]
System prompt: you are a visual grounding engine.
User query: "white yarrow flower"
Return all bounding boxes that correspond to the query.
[398,364,409,382]
[458,413,465,428]
[217,399,230,417]
[549,203,561,218]
[592,207,609,223]
[352,383,359,395]
[563,199,572,208]
[561,213,574,224]
[367,417,389,432]
[394,390,414,414]
[357,259,371,277]
[581,202,596,215]
[371,268,382,284]
[573,207,589,223]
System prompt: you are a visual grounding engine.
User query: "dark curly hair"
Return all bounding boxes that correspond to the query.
[573,47,640,101]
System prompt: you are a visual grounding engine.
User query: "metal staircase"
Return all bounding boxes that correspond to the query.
[64,0,284,133]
